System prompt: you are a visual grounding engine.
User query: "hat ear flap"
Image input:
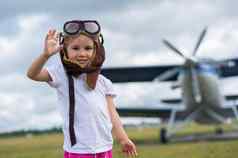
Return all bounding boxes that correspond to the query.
[59,32,64,45]
[86,70,100,90]
[91,41,105,68]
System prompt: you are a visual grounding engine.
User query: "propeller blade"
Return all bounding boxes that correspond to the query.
[153,68,180,81]
[191,68,202,103]
[163,39,187,59]
[192,27,207,56]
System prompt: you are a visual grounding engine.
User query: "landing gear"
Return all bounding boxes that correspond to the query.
[215,127,223,135]
[160,128,169,144]
[159,109,200,144]
[160,109,177,144]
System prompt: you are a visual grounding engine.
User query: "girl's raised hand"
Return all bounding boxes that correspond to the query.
[43,29,62,58]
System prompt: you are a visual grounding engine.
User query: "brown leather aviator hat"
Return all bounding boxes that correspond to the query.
[59,20,105,90]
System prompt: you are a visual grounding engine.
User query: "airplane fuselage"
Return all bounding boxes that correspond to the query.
[180,61,226,124]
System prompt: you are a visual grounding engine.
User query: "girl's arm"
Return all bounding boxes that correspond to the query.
[27,29,61,82]
[27,53,51,82]
[106,96,138,157]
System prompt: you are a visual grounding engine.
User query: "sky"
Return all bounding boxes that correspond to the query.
[0,0,238,133]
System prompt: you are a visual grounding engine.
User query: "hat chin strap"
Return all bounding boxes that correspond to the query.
[85,69,100,90]
[61,49,100,89]
[63,57,90,69]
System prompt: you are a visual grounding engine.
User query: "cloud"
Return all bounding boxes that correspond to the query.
[0,14,52,75]
[0,72,60,132]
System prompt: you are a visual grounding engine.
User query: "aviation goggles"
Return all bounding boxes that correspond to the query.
[60,20,104,44]
[63,20,101,36]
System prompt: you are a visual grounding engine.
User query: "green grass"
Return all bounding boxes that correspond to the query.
[1,125,238,158]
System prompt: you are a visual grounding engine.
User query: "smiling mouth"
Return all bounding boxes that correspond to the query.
[77,59,89,63]
[72,59,90,67]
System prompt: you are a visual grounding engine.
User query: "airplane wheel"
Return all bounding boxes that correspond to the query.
[160,128,168,144]
[215,127,223,135]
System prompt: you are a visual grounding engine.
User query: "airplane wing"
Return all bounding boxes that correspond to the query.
[116,106,187,121]
[101,58,238,82]
[157,95,238,119]
[219,58,238,77]
[116,107,172,117]
[101,65,181,83]
[225,94,238,100]
[160,98,182,104]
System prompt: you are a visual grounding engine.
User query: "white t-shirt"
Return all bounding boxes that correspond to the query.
[46,61,116,154]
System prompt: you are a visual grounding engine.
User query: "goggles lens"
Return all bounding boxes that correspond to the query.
[64,22,80,34]
[63,20,100,35]
[84,22,99,34]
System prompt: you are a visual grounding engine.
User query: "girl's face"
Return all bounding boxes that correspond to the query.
[66,34,95,68]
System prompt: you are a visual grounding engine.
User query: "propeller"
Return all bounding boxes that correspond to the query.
[161,27,208,103]
[162,39,188,59]
[163,39,198,64]
[192,27,207,56]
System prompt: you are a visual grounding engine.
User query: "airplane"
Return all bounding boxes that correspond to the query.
[101,27,238,143]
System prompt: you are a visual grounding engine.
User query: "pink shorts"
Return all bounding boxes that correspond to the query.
[64,149,112,158]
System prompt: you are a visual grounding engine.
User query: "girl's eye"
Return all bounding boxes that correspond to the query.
[72,47,80,50]
[85,46,93,51]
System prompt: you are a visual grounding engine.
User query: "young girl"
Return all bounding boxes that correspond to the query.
[27,20,137,158]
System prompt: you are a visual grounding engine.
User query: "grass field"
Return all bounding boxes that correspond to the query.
[0,124,238,158]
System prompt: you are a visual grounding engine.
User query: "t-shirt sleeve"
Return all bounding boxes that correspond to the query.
[103,76,117,98]
[45,64,61,88]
